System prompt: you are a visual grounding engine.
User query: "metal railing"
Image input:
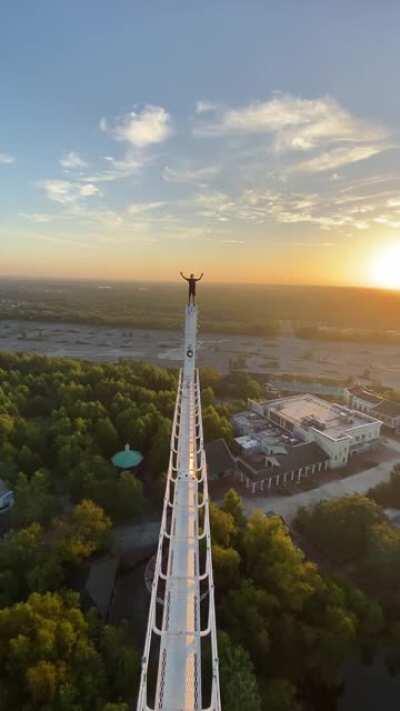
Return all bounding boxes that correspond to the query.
[136,306,221,711]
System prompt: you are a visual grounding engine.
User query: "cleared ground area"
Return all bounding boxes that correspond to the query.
[2,319,400,387]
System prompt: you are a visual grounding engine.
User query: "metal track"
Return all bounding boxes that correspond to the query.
[136,304,221,711]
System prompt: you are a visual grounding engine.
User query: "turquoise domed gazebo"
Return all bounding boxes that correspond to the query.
[112,444,143,470]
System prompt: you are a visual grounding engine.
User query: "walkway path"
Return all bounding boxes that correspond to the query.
[241,437,400,524]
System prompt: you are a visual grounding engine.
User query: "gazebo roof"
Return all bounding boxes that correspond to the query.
[112,445,143,469]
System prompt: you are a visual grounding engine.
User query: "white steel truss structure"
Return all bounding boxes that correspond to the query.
[137,304,221,711]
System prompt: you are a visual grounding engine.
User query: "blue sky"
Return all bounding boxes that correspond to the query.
[1,1,400,284]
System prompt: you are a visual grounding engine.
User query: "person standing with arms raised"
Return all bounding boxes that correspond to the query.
[180,272,204,305]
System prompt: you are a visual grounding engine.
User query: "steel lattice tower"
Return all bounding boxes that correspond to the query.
[136,303,221,711]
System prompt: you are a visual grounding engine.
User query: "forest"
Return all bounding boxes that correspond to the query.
[294,490,400,675]
[211,490,393,711]
[3,278,400,336]
[0,352,258,709]
[2,348,400,709]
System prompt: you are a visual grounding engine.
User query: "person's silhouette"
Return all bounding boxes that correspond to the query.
[180,272,204,305]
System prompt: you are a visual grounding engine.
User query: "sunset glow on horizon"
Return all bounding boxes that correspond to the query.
[369,243,400,291]
[1,2,400,290]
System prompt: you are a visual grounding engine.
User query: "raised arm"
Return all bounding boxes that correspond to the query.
[180,271,189,281]
[196,272,204,281]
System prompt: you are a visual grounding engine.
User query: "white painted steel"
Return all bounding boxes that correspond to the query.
[137,305,221,711]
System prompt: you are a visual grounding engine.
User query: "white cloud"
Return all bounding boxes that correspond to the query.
[387,198,400,208]
[79,183,99,197]
[21,213,53,223]
[195,192,237,221]
[291,241,335,248]
[194,95,387,152]
[0,152,15,164]
[374,215,400,229]
[81,155,145,184]
[195,100,217,114]
[101,105,172,148]
[127,201,166,216]
[39,179,100,204]
[91,210,124,227]
[236,186,393,231]
[162,164,220,184]
[60,151,87,169]
[289,145,388,174]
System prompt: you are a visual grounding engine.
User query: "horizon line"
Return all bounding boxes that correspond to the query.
[0,273,399,293]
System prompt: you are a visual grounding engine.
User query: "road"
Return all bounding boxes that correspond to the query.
[241,437,400,524]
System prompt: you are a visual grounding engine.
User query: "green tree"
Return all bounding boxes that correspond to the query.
[295,495,384,564]
[0,592,104,708]
[56,500,111,564]
[203,405,233,443]
[210,503,236,547]
[11,470,58,528]
[213,545,240,592]
[222,489,246,527]
[219,631,262,711]
[261,679,302,711]
[369,464,400,508]
[147,416,171,477]
[17,443,41,475]
[104,472,145,523]
[95,418,120,458]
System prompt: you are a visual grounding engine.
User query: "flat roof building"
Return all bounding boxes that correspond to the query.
[263,394,382,468]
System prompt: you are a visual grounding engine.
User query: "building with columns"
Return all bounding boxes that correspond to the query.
[236,441,329,494]
[344,386,383,414]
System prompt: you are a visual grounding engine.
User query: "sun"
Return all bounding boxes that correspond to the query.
[370,244,400,290]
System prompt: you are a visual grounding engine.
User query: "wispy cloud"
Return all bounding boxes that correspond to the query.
[39,179,100,204]
[100,105,172,148]
[0,152,15,165]
[194,94,387,149]
[195,100,218,114]
[195,192,237,221]
[80,155,146,184]
[162,164,220,184]
[291,241,335,248]
[60,151,87,169]
[374,215,400,229]
[289,145,390,174]
[127,201,166,215]
[21,213,54,223]
[188,184,400,233]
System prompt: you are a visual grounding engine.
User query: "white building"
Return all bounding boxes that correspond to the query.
[374,400,400,432]
[344,386,383,413]
[256,394,382,468]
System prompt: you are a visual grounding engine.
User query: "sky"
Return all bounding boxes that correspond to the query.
[1,0,400,286]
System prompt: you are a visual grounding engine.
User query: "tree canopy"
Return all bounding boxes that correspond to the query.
[0,591,138,710]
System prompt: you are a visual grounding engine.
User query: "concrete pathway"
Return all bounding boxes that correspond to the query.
[241,437,400,524]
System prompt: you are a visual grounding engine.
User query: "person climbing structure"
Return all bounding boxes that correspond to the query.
[180,272,204,305]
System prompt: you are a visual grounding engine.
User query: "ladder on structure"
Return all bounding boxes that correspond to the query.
[136,304,221,711]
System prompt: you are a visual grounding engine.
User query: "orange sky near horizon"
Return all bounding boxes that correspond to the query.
[1,233,398,290]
